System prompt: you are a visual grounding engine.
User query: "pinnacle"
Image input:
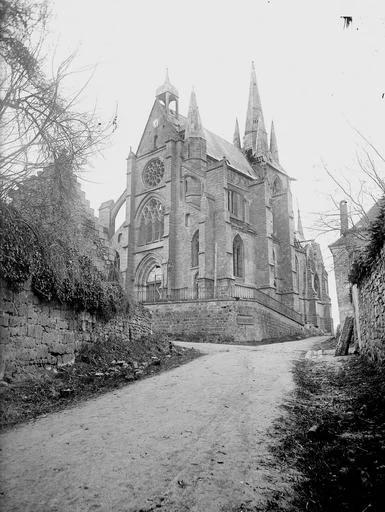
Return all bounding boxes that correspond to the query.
[233,118,241,149]
[155,68,178,98]
[270,121,279,163]
[185,88,205,139]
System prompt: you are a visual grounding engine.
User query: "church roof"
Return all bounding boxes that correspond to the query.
[176,113,256,178]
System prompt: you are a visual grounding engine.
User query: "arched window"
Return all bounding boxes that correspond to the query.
[191,230,199,267]
[295,256,300,293]
[138,198,164,246]
[314,272,320,297]
[233,235,244,278]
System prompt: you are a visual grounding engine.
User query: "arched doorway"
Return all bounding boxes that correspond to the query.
[146,265,162,302]
[135,255,163,302]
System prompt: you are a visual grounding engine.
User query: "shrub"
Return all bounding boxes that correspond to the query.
[0,203,34,291]
[0,202,129,319]
[350,196,385,285]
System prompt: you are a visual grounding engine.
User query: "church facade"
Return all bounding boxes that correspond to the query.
[99,64,333,336]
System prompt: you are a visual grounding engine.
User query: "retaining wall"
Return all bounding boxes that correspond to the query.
[148,298,305,342]
[358,246,385,363]
[0,279,151,378]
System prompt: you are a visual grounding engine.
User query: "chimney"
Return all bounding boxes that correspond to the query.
[340,200,349,235]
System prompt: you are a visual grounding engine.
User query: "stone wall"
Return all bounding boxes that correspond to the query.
[148,298,304,342]
[358,246,385,363]
[0,280,151,379]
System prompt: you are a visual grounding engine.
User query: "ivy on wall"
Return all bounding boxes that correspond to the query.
[350,196,385,285]
[0,202,128,320]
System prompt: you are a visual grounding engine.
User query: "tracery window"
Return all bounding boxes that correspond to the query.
[233,235,244,278]
[191,230,199,267]
[138,198,164,246]
[142,158,164,188]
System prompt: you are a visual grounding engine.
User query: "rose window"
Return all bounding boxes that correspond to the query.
[143,159,164,187]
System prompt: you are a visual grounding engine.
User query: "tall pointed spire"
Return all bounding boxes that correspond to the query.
[297,208,305,240]
[243,61,268,157]
[233,118,241,149]
[155,69,179,117]
[185,88,205,139]
[270,120,279,163]
[155,68,179,98]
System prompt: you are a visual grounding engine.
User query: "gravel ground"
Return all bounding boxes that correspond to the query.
[0,336,327,512]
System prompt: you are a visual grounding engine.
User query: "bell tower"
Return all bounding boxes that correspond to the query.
[155,69,179,117]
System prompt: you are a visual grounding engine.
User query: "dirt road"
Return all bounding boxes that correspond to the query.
[0,336,327,512]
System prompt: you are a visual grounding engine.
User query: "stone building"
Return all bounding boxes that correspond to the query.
[329,199,381,326]
[100,64,333,338]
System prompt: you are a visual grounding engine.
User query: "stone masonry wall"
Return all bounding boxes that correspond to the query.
[0,279,151,378]
[148,299,304,342]
[358,246,385,363]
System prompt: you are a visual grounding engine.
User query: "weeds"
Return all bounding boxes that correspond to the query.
[270,351,385,511]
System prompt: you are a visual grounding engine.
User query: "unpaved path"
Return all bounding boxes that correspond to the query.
[0,336,327,512]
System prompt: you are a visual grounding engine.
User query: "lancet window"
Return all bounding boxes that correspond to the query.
[233,235,244,278]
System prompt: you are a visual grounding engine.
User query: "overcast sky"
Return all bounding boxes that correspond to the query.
[45,0,385,324]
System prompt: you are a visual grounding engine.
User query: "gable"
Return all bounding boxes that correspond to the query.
[136,100,180,157]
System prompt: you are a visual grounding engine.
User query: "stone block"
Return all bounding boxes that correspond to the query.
[2,300,16,315]
[0,327,10,344]
[49,342,67,355]
[16,304,28,316]
[0,313,9,327]
[36,346,49,359]
[42,331,56,345]
[63,332,75,344]
[58,353,75,366]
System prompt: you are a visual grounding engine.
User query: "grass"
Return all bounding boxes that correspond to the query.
[268,341,385,511]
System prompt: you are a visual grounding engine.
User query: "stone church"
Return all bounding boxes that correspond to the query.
[99,64,333,339]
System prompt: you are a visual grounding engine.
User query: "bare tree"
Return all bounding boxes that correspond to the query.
[0,0,113,199]
[313,132,385,240]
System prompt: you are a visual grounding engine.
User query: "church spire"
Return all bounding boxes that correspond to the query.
[156,68,179,98]
[297,208,305,240]
[185,88,205,140]
[233,118,241,149]
[243,61,268,157]
[270,121,279,163]
[155,68,179,116]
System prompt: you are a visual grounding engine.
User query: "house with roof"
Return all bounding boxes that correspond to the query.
[99,64,333,340]
[329,199,382,327]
